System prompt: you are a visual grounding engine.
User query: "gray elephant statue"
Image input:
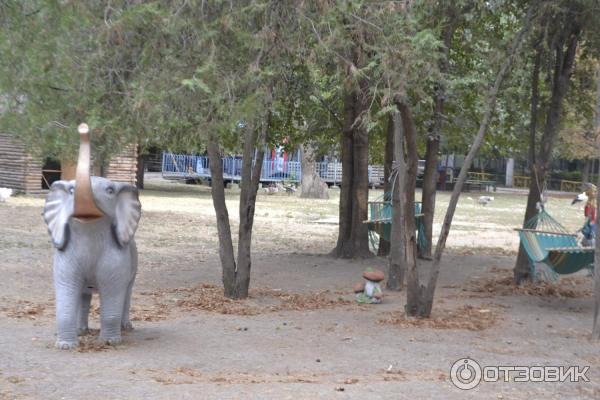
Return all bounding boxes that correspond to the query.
[43,124,141,349]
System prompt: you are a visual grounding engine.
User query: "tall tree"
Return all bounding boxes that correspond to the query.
[6,1,299,300]
[387,112,406,289]
[419,3,460,259]
[301,1,409,259]
[173,1,294,298]
[362,1,442,288]
[407,3,536,316]
[331,11,373,259]
[514,2,585,283]
[397,103,420,302]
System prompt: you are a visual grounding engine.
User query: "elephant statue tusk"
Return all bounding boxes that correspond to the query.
[73,123,104,222]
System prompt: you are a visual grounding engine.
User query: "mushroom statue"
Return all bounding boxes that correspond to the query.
[354,268,384,304]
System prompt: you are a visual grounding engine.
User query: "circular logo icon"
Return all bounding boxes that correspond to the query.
[450,358,482,390]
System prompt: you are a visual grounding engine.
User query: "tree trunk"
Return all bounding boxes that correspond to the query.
[333,89,356,258]
[351,115,370,256]
[514,44,542,282]
[136,144,144,190]
[419,13,456,260]
[420,136,439,260]
[378,113,395,256]
[208,107,270,299]
[582,159,591,184]
[236,117,268,299]
[514,165,545,283]
[387,112,406,290]
[207,138,238,298]
[300,144,329,199]
[404,7,535,317]
[397,103,419,311]
[514,19,580,284]
[333,87,371,258]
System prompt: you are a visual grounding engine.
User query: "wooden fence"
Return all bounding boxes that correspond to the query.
[0,133,44,193]
[513,175,531,188]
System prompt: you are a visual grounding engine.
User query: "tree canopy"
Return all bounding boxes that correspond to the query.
[1,1,598,169]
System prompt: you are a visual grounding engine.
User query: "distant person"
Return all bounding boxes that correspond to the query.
[274,145,285,174]
[578,183,596,246]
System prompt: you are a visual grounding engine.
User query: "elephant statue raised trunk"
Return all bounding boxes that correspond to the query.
[43,124,141,349]
[72,123,104,222]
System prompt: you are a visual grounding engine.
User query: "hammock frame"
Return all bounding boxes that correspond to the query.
[365,194,427,254]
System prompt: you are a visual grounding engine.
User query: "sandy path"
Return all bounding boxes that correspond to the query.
[0,187,598,399]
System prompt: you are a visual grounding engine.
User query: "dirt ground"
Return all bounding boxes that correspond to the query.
[0,179,598,399]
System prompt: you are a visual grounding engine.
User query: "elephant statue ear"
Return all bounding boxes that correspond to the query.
[112,184,141,247]
[43,181,74,250]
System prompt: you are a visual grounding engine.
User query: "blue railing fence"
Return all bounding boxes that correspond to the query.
[162,152,384,185]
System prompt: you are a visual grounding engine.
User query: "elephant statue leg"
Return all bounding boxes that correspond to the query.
[121,244,137,332]
[54,280,83,349]
[77,290,92,336]
[121,278,135,332]
[98,280,128,345]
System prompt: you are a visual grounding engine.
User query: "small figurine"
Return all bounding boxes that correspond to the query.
[355,268,384,304]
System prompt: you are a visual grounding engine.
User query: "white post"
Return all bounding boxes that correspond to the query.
[334,160,338,184]
[505,158,514,187]
[447,154,455,183]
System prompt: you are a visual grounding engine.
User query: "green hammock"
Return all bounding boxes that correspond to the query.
[365,194,427,253]
[516,209,594,276]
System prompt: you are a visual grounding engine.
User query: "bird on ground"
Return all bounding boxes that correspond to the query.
[263,183,278,194]
[0,187,13,202]
[478,195,494,206]
[571,192,589,205]
[283,185,296,195]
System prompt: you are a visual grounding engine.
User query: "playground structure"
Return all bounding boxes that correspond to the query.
[161,152,386,186]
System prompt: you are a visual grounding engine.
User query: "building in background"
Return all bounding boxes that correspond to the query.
[0,133,138,194]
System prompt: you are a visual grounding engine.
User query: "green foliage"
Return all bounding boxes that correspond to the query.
[1,0,599,167]
[558,57,598,161]
[0,1,151,164]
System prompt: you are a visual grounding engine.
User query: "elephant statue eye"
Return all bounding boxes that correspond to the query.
[106,187,115,195]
